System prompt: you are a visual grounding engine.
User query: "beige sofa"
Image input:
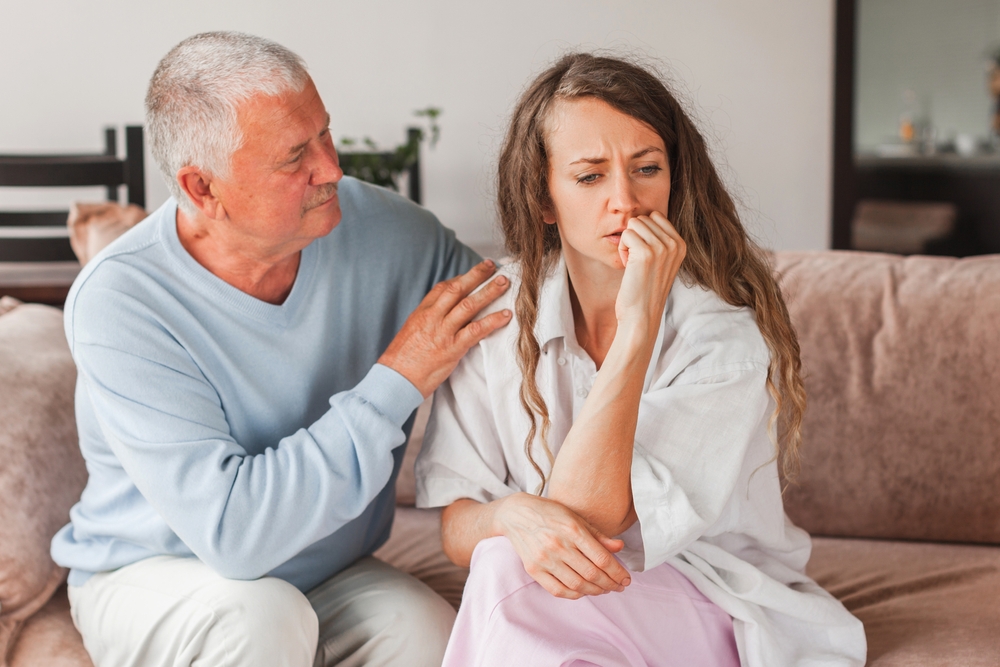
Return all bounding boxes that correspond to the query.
[2,249,999,666]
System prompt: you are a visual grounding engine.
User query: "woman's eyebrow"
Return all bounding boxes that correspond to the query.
[568,146,663,166]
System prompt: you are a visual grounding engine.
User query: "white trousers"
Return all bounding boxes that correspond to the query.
[68,555,456,667]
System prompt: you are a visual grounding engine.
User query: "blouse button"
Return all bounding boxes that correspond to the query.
[557,357,567,366]
[577,388,588,397]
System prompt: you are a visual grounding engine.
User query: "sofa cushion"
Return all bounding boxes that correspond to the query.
[7,587,91,667]
[775,251,1000,544]
[374,506,469,610]
[0,303,86,663]
[67,202,146,267]
[808,536,1000,666]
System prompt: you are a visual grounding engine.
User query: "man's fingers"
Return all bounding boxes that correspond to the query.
[428,259,499,313]
[442,273,510,331]
[455,309,512,348]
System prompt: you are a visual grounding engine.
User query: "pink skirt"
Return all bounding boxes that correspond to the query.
[443,536,740,667]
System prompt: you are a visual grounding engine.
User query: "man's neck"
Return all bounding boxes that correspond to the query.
[176,207,301,305]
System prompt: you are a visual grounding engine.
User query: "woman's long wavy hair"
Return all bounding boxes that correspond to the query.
[496,53,806,492]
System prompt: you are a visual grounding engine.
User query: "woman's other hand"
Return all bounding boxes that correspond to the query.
[616,211,686,333]
[495,493,631,599]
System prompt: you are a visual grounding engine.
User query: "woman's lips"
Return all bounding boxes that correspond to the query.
[606,231,623,245]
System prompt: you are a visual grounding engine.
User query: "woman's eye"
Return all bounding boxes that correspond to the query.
[638,165,662,176]
[576,173,600,184]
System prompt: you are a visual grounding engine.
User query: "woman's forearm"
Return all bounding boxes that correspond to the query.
[547,324,654,535]
[441,497,503,567]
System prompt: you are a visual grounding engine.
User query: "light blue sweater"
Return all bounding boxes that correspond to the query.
[51,177,479,592]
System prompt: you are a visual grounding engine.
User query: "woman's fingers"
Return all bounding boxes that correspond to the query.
[533,572,584,600]
[545,558,611,597]
[525,545,623,596]
[498,493,631,598]
[628,214,683,256]
[575,534,631,588]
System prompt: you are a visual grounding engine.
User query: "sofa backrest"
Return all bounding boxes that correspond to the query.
[775,251,1000,545]
[0,298,85,658]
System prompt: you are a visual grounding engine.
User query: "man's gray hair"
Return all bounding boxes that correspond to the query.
[145,32,309,214]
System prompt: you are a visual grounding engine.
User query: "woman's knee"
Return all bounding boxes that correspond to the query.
[469,536,522,573]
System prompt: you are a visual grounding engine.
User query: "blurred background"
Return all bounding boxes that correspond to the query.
[0,0,834,257]
[5,0,1000,260]
[841,0,1000,256]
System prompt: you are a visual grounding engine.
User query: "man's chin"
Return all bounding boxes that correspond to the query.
[313,201,342,235]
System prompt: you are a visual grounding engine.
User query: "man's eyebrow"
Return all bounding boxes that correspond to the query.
[569,146,663,166]
[286,114,332,157]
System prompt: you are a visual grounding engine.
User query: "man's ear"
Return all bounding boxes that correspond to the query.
[176,167,227,220]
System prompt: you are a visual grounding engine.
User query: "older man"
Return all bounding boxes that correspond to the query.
[50,32,510,667]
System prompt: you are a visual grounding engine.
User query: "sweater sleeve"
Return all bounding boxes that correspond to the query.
[69,286,423,581]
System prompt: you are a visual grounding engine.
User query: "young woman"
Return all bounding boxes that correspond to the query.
[415,54,866,666]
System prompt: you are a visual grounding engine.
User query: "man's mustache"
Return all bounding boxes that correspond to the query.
[303,182,338,212]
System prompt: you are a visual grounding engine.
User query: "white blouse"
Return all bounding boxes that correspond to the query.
[415,256,866,667]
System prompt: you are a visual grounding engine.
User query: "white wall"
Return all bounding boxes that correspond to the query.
[0,0,835,253]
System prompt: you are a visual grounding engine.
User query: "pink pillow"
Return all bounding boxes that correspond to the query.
[67,202,146,266]
[0,302,86,660]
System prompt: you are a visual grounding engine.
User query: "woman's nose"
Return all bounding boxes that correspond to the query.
[608,171,640,215]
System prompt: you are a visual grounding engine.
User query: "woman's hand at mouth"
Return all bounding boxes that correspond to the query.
[615,211,686,335]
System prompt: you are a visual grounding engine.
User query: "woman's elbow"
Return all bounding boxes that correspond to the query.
[549,488,633,537]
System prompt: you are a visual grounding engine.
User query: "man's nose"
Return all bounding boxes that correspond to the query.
[311,142,343,185]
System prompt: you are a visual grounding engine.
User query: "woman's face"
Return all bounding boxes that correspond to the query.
[544,97,671,271]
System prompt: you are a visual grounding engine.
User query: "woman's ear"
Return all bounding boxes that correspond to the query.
[542,207,557,225]
[176,167,227,220]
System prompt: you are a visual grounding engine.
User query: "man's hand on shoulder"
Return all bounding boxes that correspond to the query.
[379,259,512,397]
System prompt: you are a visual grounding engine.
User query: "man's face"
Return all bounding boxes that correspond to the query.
[210,77,343,256]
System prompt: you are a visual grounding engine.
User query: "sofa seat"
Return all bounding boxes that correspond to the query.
[807,537,1000,666]
[7,587,92,667]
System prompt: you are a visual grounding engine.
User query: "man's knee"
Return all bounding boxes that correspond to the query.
[383,574,456,656]
[193,575,319,667]
[70,557,319,667]
[311,559,454,667]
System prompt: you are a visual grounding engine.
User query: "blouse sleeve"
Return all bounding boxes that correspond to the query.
[415,342,517,507]
[631,361,773,571]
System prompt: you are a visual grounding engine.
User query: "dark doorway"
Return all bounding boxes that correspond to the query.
[832,0,1000,256]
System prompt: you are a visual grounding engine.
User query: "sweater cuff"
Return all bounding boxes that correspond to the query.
[351,363,425,426]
